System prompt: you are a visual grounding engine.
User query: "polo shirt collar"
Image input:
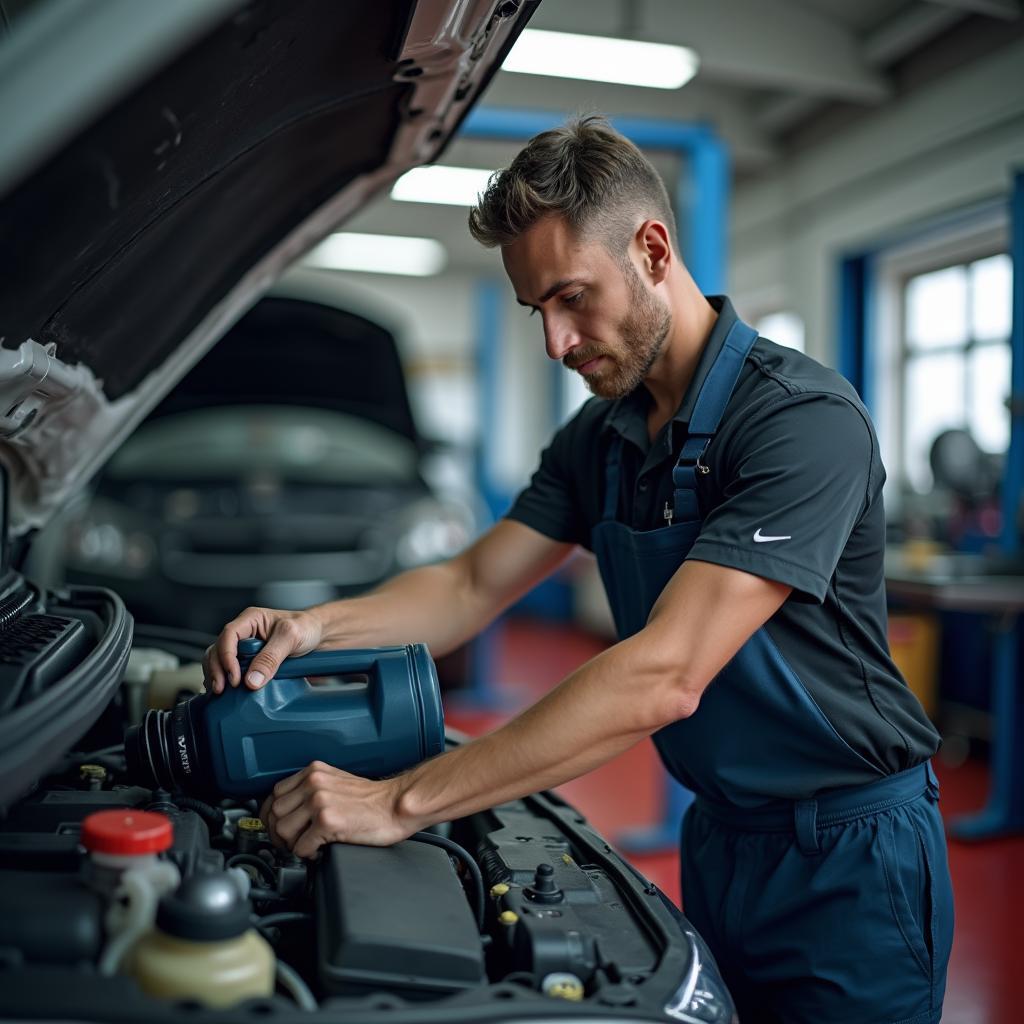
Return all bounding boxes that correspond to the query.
[604,295,740,451]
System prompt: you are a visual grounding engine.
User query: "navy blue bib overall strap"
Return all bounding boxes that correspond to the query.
[590,316,953,1024]
[592,317,886,807]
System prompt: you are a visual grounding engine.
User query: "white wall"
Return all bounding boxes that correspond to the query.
[729,36,1024,364]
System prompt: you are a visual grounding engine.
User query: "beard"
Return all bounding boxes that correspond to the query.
[565,261,671,400]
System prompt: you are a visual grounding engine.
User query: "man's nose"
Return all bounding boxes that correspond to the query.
[543,317,580,361]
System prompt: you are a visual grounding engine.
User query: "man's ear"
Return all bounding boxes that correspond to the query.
[636,219,672,285]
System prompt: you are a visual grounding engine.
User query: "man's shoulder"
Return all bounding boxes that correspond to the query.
[746,336,865,410]
[716,337,878,464]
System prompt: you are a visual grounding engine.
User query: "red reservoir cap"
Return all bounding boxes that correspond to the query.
[81,809,173,855]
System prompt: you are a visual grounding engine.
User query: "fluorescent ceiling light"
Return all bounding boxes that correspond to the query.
[391,165,495,207]
[303,232,446,277]
[502,29,698,90]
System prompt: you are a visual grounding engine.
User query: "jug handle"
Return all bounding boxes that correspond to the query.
[237,638,410,679]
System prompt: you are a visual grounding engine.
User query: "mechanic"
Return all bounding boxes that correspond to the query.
[204,116,953,1024]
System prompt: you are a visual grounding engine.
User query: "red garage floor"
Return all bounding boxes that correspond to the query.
[446,616,1024,1024]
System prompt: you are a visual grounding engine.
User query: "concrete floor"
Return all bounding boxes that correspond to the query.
[447,615,1024,1024]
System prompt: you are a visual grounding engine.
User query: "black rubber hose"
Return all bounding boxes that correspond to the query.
[226,853,278,888]
[274,957,318,1011]
[173,795,227,832]
[409,831,485,932]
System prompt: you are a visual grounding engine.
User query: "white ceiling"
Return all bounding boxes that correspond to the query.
[340,0,1022,274]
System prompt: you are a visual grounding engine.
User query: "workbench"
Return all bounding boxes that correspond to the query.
[885,549,1024,840]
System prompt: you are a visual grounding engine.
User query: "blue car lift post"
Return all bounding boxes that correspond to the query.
[460,108,731,849]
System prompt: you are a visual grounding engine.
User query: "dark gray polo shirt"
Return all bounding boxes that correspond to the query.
[507,295,939,778]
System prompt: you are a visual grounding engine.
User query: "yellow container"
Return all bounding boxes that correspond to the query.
[130,928,275,1007]
[888,613,940,720]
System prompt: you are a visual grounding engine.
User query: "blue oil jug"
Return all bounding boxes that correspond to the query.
[125,641,445,799]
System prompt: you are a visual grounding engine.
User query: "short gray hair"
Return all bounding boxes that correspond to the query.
[468,114,677,257]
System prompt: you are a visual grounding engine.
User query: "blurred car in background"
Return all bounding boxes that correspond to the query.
[61,294,474,637]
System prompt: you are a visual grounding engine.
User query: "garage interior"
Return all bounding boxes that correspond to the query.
[2,0,1021,1021]
[289,3,1023,1021]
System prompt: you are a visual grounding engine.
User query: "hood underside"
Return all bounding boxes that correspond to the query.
[0,0,536,532]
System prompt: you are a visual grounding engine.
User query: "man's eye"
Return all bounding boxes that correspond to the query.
[563,292,583,305]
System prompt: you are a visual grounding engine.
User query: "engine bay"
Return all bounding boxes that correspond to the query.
[0,618,726,1023]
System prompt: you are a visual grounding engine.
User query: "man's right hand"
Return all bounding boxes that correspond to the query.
[203,607,324,694]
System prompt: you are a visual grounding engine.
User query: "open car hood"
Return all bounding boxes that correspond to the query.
[0,0,536,535]
[145,297,423,447]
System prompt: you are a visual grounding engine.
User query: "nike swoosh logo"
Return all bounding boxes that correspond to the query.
[753,528,792,543]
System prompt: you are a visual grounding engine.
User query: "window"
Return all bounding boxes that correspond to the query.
[901,253,1012,492]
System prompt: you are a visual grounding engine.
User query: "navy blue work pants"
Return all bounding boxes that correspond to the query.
[680,767,954,1024]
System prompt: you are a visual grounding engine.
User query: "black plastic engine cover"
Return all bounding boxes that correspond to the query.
[315,840,484,997]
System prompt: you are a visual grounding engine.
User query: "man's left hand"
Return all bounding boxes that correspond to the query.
[259,761,412,859]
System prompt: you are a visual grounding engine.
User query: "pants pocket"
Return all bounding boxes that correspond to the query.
[877,813,933,982]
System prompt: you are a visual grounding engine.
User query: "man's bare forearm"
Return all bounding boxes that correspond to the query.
[307,521,572,659]
[390,561,791,832]
[258,561,791,855]
[206,522,571,693]
[392,630,692,830]
[309,559,492,658]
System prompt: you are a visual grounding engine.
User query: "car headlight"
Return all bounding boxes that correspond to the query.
[664,927,737,1023]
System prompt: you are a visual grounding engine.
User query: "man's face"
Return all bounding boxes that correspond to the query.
[502,216,671,400]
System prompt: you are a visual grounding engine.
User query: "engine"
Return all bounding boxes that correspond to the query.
[0,639,730,1023]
